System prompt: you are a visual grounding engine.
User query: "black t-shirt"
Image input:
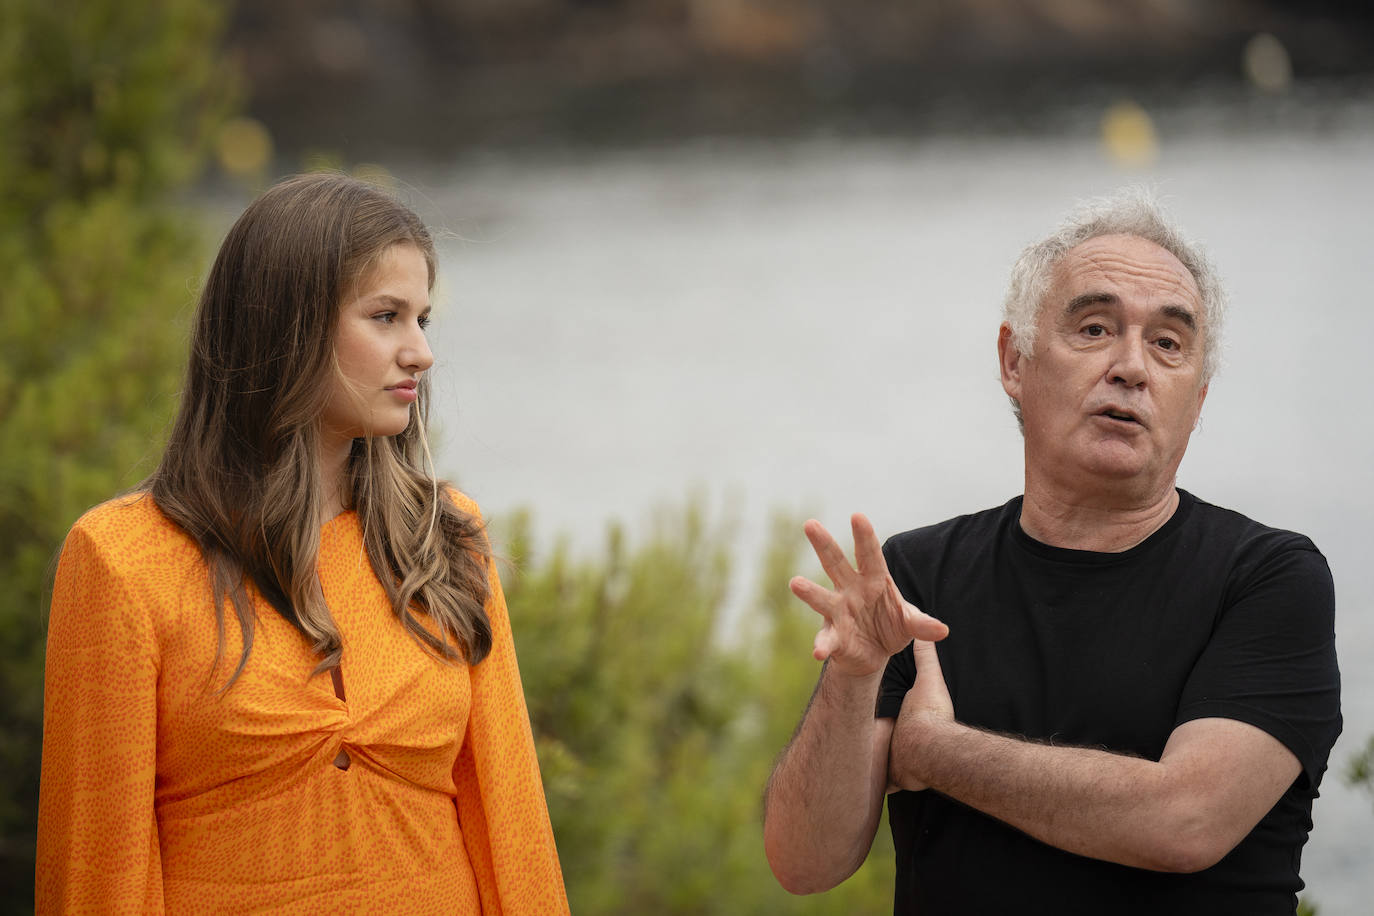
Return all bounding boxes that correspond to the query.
[876,490,1341,916]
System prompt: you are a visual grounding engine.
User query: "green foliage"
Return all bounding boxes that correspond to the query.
[500,505,897,914]
[0,0,232,900]
[0,0,227,216]
[1346,733,1374,805]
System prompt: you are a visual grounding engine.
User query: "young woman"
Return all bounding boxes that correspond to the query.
[37,174,568,914]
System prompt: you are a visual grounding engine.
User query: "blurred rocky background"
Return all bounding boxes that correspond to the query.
[217,0,1373,162]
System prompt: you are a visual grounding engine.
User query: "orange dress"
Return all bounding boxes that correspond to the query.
[37,493,568,915]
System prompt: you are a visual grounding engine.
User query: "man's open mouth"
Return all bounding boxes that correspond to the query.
[1101,409,1140,424]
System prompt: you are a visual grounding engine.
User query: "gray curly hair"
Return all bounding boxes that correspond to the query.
[1003,187,1227,387]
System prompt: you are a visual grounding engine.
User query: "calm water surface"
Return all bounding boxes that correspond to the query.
[414,129,1374,911]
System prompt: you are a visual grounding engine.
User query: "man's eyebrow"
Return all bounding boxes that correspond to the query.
[1159,304,1197,330]
[1064,292,1117,316]
[1063,293,1198,330]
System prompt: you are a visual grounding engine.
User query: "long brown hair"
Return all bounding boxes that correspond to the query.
[144,173,491,687]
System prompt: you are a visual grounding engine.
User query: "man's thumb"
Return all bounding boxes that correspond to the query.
[904,602,949,643]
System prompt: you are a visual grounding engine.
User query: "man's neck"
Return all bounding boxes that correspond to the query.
[1018,482,1180,553]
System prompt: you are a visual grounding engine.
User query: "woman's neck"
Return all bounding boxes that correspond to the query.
[318,435,353,524]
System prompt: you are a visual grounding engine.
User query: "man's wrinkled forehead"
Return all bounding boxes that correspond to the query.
[1046,234,1203,325]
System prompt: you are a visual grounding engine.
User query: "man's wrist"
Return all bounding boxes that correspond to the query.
[818,660,885,705]
[892,712,965,791]
[916,716,964,785]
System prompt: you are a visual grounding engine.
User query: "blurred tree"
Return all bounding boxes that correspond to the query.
[0,0,232,902]
[1348,734,1374,807]
[500,505,898,914]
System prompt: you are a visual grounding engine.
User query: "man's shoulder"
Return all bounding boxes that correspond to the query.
[883,496,1022,558]
[1179,490,1323,560]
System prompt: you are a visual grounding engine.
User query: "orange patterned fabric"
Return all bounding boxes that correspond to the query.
[37,492,568,915]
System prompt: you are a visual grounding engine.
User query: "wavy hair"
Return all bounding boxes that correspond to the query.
[1002,187,1226,426]
[143,173,491,687]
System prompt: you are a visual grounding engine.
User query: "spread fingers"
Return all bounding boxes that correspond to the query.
[803,519,855,588]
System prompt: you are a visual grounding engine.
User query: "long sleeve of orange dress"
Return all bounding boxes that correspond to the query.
[37,492,568,915]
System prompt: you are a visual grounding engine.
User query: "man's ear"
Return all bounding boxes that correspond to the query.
[998,323,1023,400]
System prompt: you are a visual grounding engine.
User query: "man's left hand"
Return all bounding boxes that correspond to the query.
[888,638,955,793]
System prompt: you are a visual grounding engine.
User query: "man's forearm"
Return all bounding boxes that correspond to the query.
[891,716,1298,873]
[901,719,1188,870]
[763,663,890,894]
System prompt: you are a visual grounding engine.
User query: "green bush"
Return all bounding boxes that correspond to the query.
[500,506,898,914]
[0,0,231,900]
[1348,733,1374,805]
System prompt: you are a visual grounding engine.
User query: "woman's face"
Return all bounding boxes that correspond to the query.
[319,242,434,451]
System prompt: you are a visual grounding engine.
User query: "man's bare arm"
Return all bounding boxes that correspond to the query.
[889,638,1301,872]
[763,668,895,893]
[763,515,947,894]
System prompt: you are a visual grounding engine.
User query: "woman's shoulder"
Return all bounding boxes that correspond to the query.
[438,487,495,562]
[66,492,200,567]
[443,486,484,521]
[53,495,209,655]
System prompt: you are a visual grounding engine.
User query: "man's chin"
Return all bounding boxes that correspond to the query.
[1074,443,1155,483]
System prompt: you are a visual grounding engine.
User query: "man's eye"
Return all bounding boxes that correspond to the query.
[1156,337,1178,351]
[1084,324,1106,337]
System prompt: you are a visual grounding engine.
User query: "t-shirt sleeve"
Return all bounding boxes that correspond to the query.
[876,536,921,719]
[1175,542,1342,786]
[450,499,570,915]
[876,643,917,719]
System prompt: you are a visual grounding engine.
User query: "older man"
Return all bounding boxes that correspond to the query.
[762,191,1341,914]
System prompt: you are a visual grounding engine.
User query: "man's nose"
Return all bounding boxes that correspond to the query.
[1108,335,1148,388]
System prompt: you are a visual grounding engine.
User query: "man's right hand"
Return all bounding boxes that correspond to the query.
[789,513,949,678]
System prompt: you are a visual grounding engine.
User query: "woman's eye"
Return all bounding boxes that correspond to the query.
[418,314,432,330]
[373,311,397,324]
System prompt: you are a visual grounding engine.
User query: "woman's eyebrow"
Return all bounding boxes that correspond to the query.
[367,293,422,310]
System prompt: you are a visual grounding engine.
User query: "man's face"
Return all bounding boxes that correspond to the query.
[999,234,1209,498]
